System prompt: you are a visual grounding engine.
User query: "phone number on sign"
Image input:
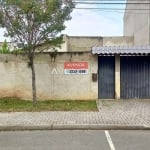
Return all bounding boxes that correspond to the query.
[64,69,88,74]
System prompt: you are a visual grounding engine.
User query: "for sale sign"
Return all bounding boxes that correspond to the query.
[64,62,88,74]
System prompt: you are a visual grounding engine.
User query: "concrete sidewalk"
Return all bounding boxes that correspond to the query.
[0,100,150,130]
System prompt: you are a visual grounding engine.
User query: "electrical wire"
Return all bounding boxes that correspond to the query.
[72,0,150,14]
[73,2,150,5]
[75,8,150,10]
[73,0,149,1]
[74,8,150,14]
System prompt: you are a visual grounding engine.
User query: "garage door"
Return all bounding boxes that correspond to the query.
[121,56,150,99]
[98,56,115,99]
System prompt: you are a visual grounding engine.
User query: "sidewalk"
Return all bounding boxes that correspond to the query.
[0,100,150,130]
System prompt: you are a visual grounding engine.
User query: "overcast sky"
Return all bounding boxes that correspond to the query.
[63,2,126,37]
[0,2,126,42]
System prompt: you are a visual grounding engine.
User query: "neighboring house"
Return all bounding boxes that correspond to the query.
[92,0,150,100]
[124,0,150,45]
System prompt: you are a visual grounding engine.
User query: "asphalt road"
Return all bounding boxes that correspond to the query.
[0,130,150,150]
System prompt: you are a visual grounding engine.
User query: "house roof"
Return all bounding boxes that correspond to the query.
[92,45,150,55]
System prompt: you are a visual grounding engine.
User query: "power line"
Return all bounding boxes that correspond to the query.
[73,0,133,1]
[74,8,150,15]
[75,8,150,10]
[73,2,150,4]
[90,10,149,14]
[73,0,149,1]
[73,0,150,14]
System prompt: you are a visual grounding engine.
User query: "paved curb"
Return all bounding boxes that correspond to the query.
[0,124,150,131]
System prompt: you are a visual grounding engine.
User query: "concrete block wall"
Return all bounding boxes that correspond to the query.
[67,36,133,52]
[103,36,134,46]
[68,36,103,52]
[0,53,98,100]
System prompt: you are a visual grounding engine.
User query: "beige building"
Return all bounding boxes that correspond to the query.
[124,0,150,45]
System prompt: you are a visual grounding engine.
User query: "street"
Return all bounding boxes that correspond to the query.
[0,130,150,150]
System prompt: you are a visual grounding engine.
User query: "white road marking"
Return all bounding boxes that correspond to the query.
[105,130,116,150]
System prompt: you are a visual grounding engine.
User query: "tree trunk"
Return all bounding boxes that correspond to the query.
[31,58,37,106]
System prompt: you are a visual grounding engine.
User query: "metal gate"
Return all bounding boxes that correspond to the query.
[98,56,115,99]
[121,56,150,99]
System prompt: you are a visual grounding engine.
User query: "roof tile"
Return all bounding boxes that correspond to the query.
[92,45,150,55]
